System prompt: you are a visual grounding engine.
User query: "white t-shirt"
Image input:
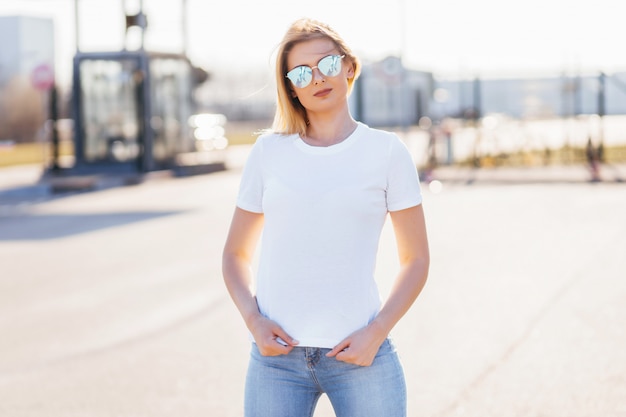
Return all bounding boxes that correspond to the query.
[237,122,422,348]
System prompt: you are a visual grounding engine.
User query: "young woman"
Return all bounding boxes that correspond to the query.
[222,17,430,417]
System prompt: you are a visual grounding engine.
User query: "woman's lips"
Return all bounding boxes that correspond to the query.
[314,88,332,97]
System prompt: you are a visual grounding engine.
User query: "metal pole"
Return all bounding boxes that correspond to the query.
[560,72,571,161]
[182,0,188,55]
[74,0,80,52]
[473,77,481,120]
[598,72,606,160]
[122,0,126,50]
[50,84,60,171]
[598,72,606,117]
[472,77,482,167]
[139,0,145,50]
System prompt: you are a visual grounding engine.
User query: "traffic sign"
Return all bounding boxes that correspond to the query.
[31,63,55,91]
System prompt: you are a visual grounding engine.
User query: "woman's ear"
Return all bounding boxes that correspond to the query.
[346,64,355,78]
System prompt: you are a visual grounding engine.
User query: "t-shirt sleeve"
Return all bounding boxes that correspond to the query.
[386,135,423,212]
[236,136,265,213]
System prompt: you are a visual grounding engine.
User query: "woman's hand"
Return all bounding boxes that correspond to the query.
[325,322,388,367]
[249,314,299,356]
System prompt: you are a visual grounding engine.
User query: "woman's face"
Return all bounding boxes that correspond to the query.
[286,37,354,114]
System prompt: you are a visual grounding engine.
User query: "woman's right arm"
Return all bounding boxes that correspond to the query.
[222,207,299,355]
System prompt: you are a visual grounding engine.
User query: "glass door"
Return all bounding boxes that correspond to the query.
[79,58,142,166]
[149,57,193,168]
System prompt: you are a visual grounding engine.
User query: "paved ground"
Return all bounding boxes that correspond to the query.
[0,150,625,416]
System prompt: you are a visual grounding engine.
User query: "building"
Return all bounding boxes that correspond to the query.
[0,16,55,143]
[430,73,626,120]
[349,55,626,127]
[350,56,434,128]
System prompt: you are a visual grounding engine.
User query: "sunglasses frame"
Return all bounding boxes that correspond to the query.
[285,54,346,89]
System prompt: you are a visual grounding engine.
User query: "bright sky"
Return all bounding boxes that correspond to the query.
[1,0,625,87]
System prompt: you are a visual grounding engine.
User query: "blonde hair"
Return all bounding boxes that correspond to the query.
[271,18,361,136]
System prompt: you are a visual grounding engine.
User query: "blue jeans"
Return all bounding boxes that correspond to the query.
[244,339,406,417]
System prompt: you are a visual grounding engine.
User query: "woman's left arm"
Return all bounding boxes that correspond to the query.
[374,203,430,334]
[327,204,430,365]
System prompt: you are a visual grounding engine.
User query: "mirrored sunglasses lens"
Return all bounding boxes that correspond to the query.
[319,55,342,77]
[287,66,312,88]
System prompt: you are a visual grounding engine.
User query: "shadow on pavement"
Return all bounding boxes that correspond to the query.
[0,210,184,240]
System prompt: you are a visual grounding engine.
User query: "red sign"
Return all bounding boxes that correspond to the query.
[31,64,55,91]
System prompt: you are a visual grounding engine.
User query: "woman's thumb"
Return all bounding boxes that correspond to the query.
[274,326,299,346]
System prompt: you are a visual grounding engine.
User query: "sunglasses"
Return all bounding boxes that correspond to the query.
[285,54,345,88]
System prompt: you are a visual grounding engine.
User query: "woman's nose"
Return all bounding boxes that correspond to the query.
[312,67,325,84]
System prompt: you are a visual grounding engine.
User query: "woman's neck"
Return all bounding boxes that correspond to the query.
[304,111,358,147]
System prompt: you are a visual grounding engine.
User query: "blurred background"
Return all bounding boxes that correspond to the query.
[1,0,625,175]
[1,2,625,417]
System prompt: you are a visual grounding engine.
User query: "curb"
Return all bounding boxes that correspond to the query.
[428,164,626,185]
